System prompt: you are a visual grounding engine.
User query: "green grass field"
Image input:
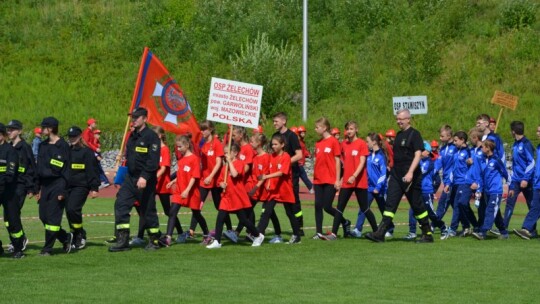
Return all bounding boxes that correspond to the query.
[1,197,539,303]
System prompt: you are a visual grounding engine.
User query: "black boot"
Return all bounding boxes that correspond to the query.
[145,233,161,251]
[416,219,434,243]
[365,220,389,243]
[109,229,131,252]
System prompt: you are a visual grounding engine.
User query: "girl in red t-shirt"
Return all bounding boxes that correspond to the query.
[206,143,265,249]
[188,120,233,243]
[160,135,210,246]
[328,121,378,240]
[313,117,341,239]
[256,134,302,244]
[241,133,283,243]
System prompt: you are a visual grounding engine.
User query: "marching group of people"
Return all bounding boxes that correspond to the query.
[2,106,540,257]
[0,118,109,258]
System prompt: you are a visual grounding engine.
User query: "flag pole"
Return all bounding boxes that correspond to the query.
[223,126,234,193]
[115,47,149,170]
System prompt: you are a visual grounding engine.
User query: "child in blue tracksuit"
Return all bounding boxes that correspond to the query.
[406,141,447,239]
[503,121,535,229]
[351,133,388,238]
[472,139,509,240]
[514,125,540,240]
[445,131,477,238]
[435,126,458,230]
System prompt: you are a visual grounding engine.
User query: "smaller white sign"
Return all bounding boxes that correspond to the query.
[392,96,428,115]
[207,77,263,129]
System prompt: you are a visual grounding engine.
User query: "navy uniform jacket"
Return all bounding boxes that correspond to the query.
[69,145,100,191]
[125,125,160,181]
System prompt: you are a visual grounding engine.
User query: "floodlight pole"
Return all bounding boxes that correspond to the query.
[302,0,308,122]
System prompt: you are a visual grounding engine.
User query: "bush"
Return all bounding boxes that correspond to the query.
[499,0,537,30]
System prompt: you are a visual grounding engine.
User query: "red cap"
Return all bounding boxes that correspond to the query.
[291,126,298,134]
[34,127,42,134]
[93,129,102,134]
[252,125,263,133]
[298,126,306,132]
[489,117,496,123]
[87,118,97,125]
[385,129,396,137]
[430,140,439,148]
[331,128,340,135]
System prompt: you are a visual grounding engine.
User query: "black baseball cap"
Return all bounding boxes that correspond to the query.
[67,126,82,137]
[0,123,6,135]
[41,117,59,128]
[130,107,148,118]
[7,120,23,130]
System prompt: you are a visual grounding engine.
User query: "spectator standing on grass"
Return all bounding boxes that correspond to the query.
[93,129,111,188]
[312,117,341,240]
[35,117,73,255]
[65,126,100,250]
[272,112,305,235]
[365,109,434,243]
[32,127,42,160]
[297,126,314,194]
[108,107,162,252]
[82,118,110,188]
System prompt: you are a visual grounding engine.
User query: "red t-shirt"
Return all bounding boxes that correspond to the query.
[200,138,224,188]
[156,145,172,194]
[248,153,270,201]
[384,140,394,169]
[340,138,369,189]
[82,127,99,152]
[171,154,201,210]
[217,159,251,211]
[239,143,254,181]
[314,136,341,185]
[298,140,310,166]
[267,152,294,203]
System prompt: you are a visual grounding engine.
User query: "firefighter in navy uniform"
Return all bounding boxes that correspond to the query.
[0,123,19,257]
[109,107,162,252]
[36,117,73,256]
[66,126,100,250]
[6,120,35,258]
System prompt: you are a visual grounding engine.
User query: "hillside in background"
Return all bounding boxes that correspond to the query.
[1,0,539,147]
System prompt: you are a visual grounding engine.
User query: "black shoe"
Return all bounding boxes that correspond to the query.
[63,233,74,254]
[109,229,131,252]
[12,251,25,259]
[415,234,434,243]
[342,219,352,238]
[39,250,52,256]
[299,229,305,237]
[145,239,160,251]
[365,232,385,243]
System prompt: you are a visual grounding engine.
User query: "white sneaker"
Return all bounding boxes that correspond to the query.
[129,237,145,246]
[404,232,417,240]
[206,240,222,249]
[252,234,265,247]
[309,189,314,194]
[269,235,283,244]
[349,228,362,238]
[384,232,393,238]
